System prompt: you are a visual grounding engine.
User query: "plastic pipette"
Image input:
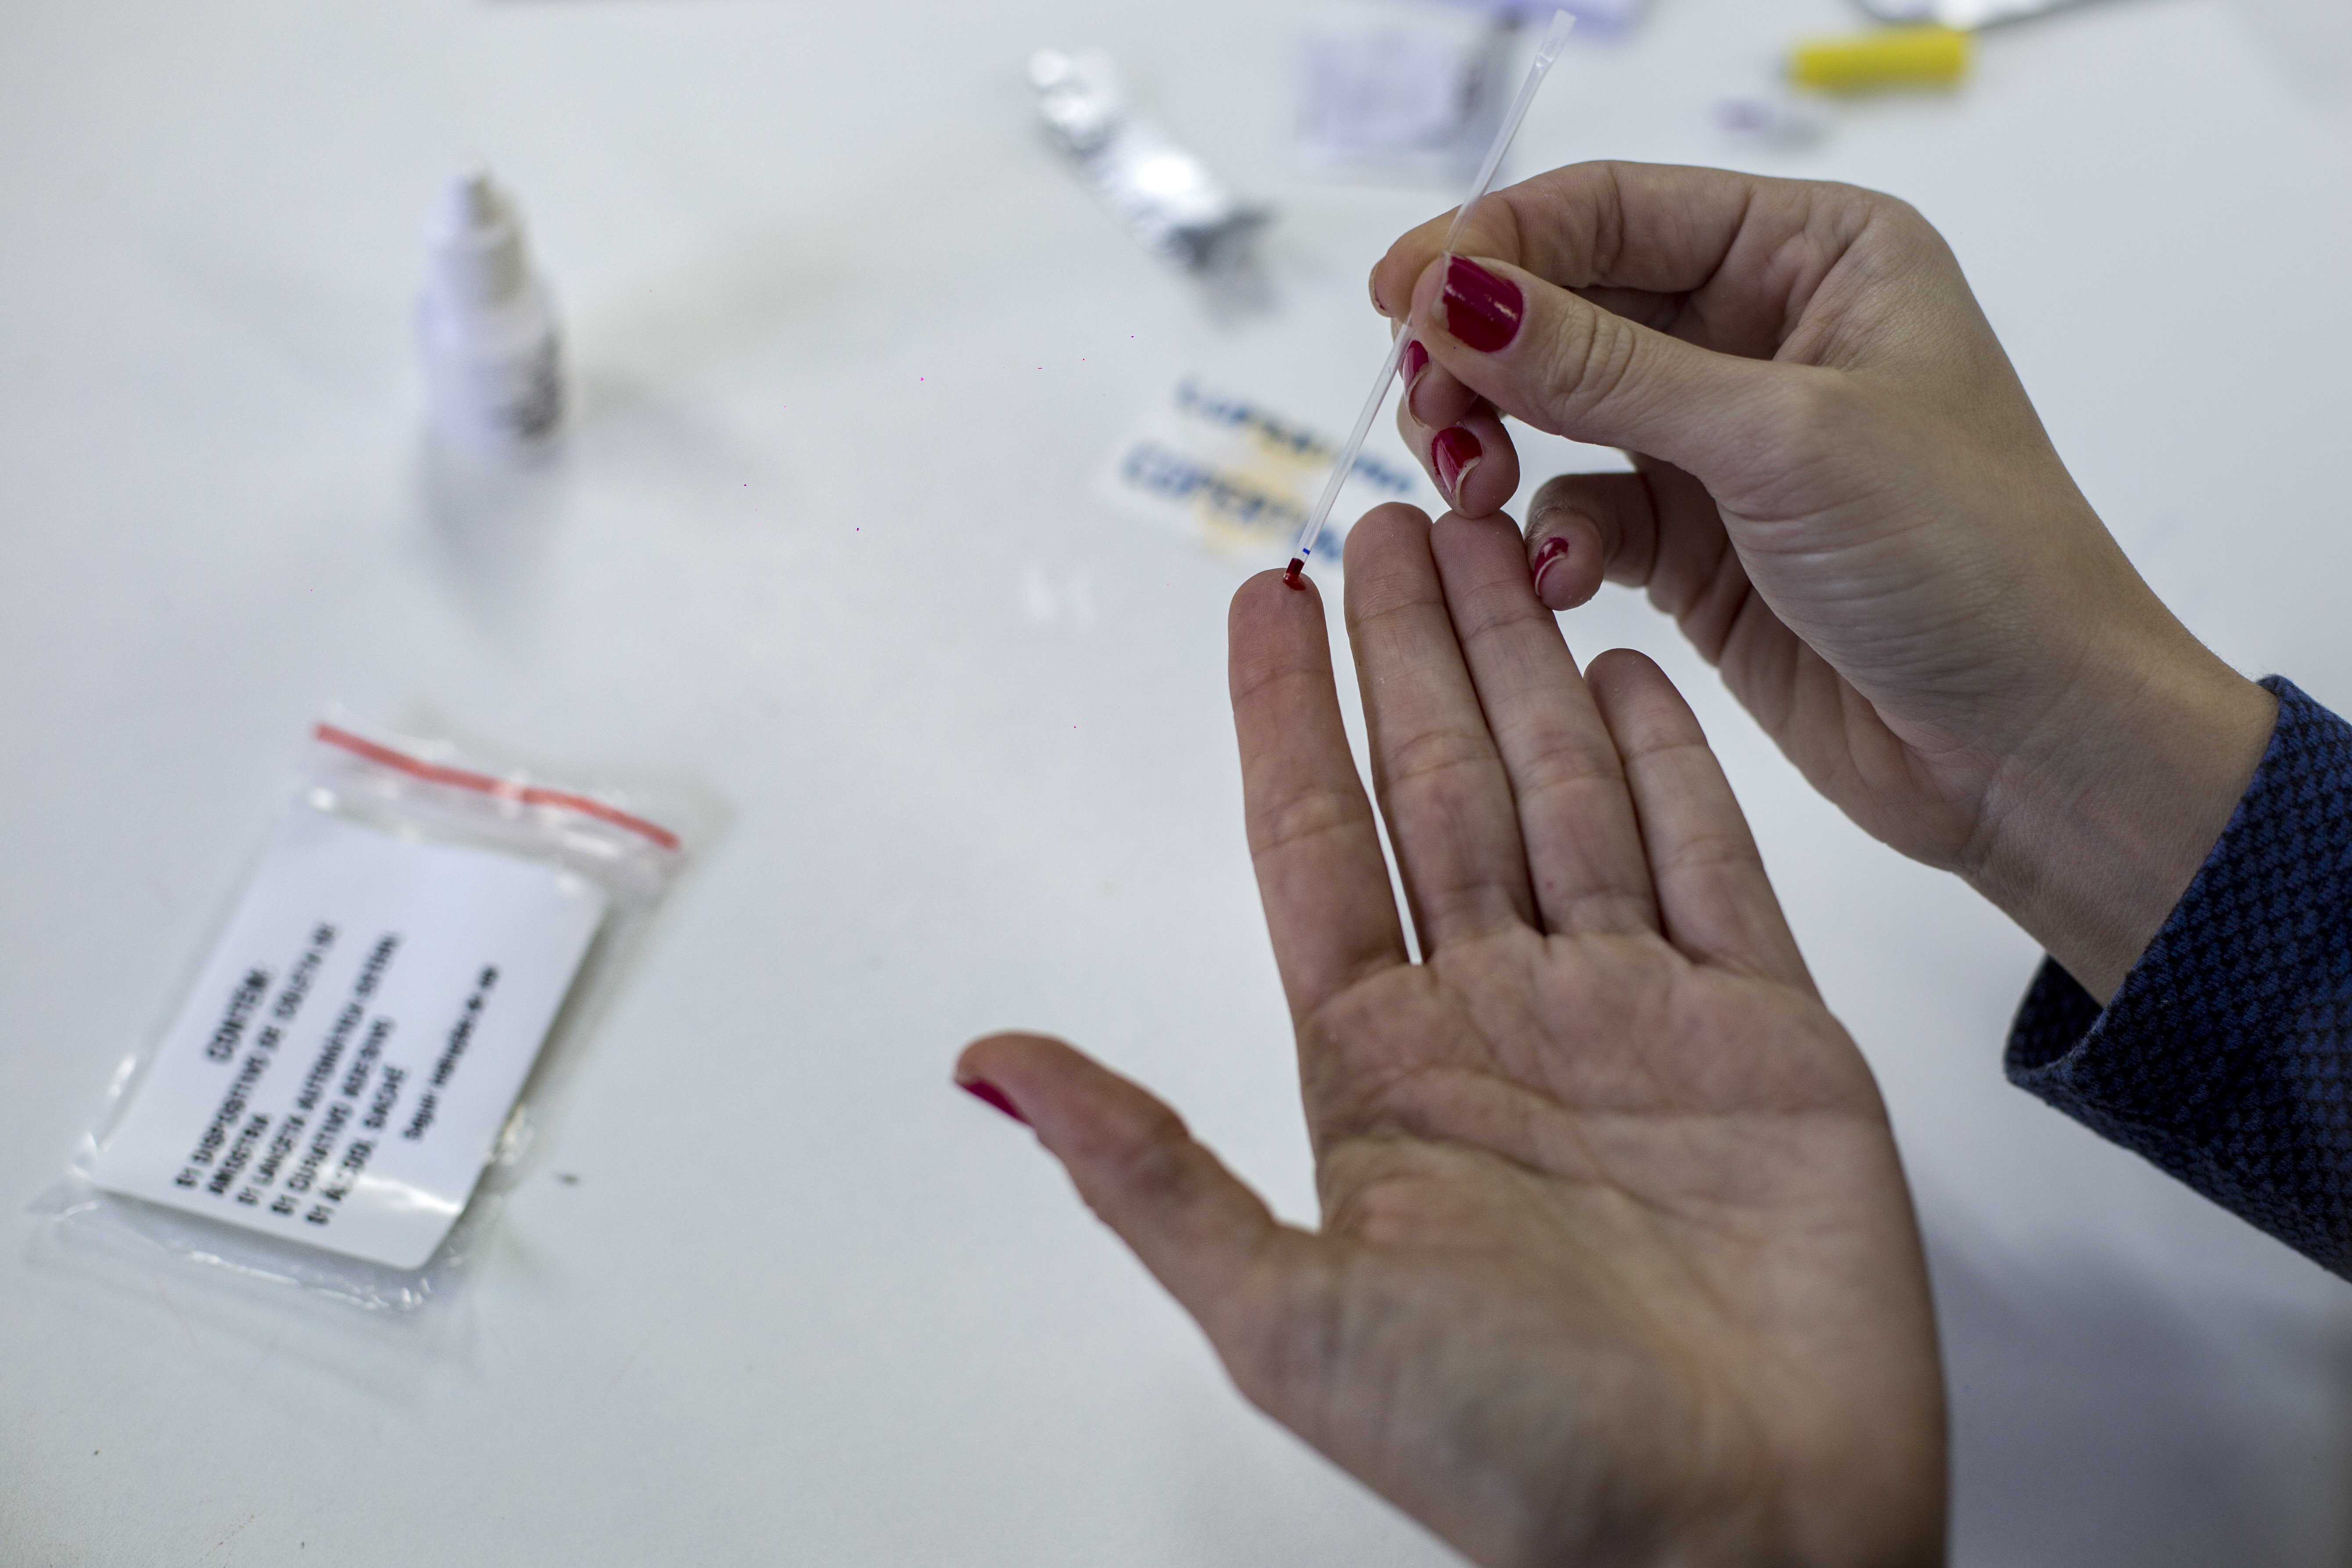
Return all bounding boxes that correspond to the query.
[1284,9,1578,587]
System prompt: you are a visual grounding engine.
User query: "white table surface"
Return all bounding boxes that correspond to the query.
[5,0,2350,1561]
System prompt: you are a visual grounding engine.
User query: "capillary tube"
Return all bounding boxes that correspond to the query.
[1284,8,1577,588]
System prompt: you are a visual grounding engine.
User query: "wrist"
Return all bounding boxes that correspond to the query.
[1961,613,2276,1004]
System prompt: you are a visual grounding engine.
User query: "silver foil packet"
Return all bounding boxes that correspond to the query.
[1030,49,1272,275]
[1854,0,2102,26]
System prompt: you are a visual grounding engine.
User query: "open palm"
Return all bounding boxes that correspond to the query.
[959,505,1946,1568]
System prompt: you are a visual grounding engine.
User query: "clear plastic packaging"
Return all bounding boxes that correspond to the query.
[33,713,687,1312]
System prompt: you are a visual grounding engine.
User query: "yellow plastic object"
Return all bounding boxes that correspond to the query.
[1789,25,1972,92]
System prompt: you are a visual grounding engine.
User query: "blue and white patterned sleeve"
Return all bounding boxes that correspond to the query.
[2006,677,2352,1278]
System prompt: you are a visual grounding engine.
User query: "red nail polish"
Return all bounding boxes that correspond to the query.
[1432,426,1481,501]
[1442,257,1523,354]
[1400,339,1431,424]
[958,1077,1029,1126]
[1530,534,1571,598]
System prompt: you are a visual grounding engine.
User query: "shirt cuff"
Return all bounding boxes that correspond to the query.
[2004,675,2352,1278]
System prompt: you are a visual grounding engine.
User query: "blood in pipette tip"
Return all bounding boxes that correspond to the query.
[1284,558,1306,589]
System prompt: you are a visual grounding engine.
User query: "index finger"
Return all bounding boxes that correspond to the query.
[1370,161,1893,362]
[1230,568,1409,1022]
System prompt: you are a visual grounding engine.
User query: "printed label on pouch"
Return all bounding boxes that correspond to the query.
[90,809,607,1271]
[1096,377,1433,561]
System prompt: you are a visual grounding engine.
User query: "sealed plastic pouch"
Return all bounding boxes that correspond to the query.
[35,714,687,1311]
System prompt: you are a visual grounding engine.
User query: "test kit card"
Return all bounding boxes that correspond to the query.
[1097,378,1430,560]
[90,808,608,1271]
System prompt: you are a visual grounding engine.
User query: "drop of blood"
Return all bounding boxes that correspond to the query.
[1283,558,1306,590]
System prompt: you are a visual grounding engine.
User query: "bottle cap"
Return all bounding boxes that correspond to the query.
[428,169,531,312]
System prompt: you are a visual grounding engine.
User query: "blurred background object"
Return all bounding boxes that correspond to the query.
[1444,0,1647,32]
[1297,2,1523,183]
[418,168,566,453]
[1789,22,1973,90]
[1034,48,1272,274]
[1857,0,2104,26]
[1714,92,1831,145]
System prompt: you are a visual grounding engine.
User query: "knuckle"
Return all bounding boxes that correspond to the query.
[1592,163,1631,282]
[1503,727,1622,802]
[1452,582,1554,650]
[1827,187,1961,298]
[1378,722,1495,797]
[1870,191,1938,252]
[1249,782,1375,861]
[1083,1100,1196,1209]
[1538,304,1639,420]
[1226,649,1309,711]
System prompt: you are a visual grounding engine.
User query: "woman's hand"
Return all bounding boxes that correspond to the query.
[1373,162,2274,1000]
[958,507,1946,1568]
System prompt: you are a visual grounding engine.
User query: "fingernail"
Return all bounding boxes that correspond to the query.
[1442,256,1523,354]
[957,1077,1029,1126]
[1369,265,1385,315]
[1530,533,1572,601]
[1432,425,1481,503]
[1400,338,1431,424]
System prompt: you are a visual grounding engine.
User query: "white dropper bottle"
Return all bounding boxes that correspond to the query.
[418,169,564,452]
